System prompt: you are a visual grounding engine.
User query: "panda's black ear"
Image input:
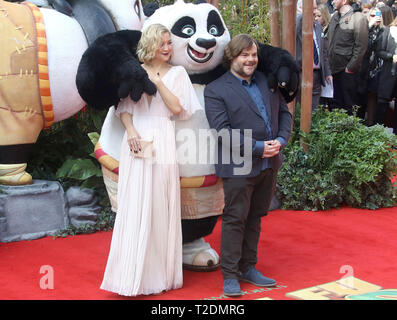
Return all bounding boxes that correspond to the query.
[143,1,160,17]
[195,0,207,4]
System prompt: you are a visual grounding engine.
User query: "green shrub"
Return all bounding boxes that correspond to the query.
[278,107,397,211]
[27,108,106,185]
[53,208,115,238]
[219,0,270,43]
[27,108,115,235]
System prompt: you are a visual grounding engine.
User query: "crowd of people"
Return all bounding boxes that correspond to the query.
[297,0,397,134]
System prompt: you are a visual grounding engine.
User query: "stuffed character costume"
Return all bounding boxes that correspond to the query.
[0,0,145,185]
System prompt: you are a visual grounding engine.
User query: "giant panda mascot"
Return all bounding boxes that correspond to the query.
[0,0,146,185]
[77,0,299,272]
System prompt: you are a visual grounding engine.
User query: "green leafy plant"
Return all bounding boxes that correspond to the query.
[27,108,107,183]
[219,0,270,43]
[53,208,115,238]
[278,106,397,211]
[56,157,102,188]
[27,107,115,235]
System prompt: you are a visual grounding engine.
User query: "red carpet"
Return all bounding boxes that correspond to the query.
[1,207,397,300]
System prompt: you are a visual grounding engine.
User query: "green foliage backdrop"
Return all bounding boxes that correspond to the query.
[218,0,270,43]
[27,108,114,236]
[278,107,397,211]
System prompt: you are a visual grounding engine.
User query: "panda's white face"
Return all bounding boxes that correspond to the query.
[143,1,230,74]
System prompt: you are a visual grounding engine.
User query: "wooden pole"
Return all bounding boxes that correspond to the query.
[281,0,297,118]
[269,0,281,47]
[281,0,296,57]
[300,0,314,152]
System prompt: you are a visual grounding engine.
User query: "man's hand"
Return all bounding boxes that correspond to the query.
[261,140,281,158]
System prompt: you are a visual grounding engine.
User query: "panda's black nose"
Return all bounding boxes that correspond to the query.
[196,38,216,49]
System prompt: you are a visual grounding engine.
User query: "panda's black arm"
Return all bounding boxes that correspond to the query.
[76,30,156,110]
[256,42,300,103]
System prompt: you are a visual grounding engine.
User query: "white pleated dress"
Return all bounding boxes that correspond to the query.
[100,66,201,296]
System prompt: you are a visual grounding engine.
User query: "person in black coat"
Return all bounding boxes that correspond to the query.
[357,7,385,125]
[375,16,397,133]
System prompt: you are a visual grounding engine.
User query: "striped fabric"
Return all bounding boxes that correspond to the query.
[94,142,219,188]
[23,1,54,129]
[94,142,120,174]
[180,174,218,188]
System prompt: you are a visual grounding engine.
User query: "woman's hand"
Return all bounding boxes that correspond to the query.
[127,130,142,153]
[146,70,162,87]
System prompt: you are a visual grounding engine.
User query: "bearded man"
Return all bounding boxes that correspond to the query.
[204,34,292,297]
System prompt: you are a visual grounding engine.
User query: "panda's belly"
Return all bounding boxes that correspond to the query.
[175,84,216,178]
[40,8,87,122]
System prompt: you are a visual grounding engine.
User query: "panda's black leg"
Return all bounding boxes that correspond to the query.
[0,144,35,185]
[182,216,219,244]
[182,216,221,272]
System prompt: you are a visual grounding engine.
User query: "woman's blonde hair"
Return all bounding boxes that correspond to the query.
[317,4,331,28]
[368,7,384,28]
[137,24,171,63]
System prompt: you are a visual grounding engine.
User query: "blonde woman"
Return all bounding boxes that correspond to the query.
[315,3,331,34]
[314,3,333,109]
[100,24,201,296]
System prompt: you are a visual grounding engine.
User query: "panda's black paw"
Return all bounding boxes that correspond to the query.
[115,59,148,101]
[119,74,157,102]
[143,77,157,96]
[277,66,290,89]
[118,79,135,99]
[287,71,299,97]
[266,73,278,92]
[129,81,144,102]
